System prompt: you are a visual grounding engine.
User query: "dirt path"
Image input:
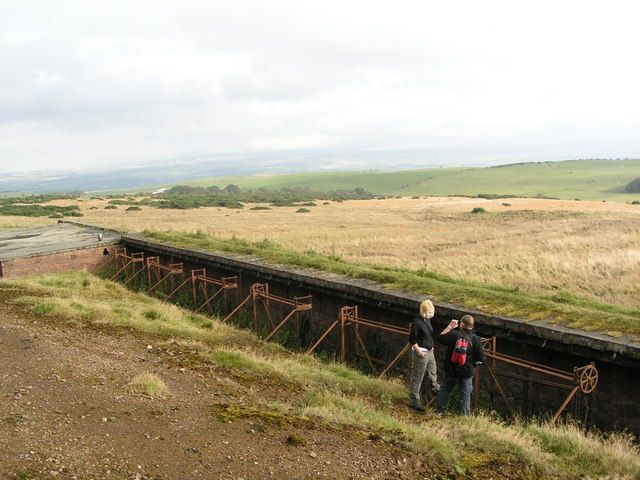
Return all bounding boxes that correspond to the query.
[0,306,432,480]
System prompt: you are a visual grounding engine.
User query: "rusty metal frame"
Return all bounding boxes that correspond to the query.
[477,336,598,423]
[145,256,184,295]
[189,268,238,314]
[104,251,602,424]
[109,248,145,284]
[222,283,312,342]
[307,306,410,378]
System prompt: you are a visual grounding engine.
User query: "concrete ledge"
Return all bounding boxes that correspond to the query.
[121,234,640,367]
[0,222,120,261]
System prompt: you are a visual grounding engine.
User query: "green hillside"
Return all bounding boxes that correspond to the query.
[3,271,639,479]
[182,159,640,201]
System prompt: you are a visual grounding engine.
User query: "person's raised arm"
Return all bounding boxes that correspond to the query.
[437,319,458,345]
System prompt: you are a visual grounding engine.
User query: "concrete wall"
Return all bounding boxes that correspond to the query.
[0,245,114,278]
[118,235,640,435]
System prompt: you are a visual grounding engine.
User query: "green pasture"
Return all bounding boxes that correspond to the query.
[180,159,640,201]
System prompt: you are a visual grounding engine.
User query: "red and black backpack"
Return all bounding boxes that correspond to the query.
[450,334,471,366]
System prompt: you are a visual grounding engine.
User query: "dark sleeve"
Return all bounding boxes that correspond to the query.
[408,321,418,345]
[437,331,456,346]
[474,336,486,364]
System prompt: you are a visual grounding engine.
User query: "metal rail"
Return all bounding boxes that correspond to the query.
[477,336,598,423]
[190,268,238,314]
[308,306,411,378]
[222,283,312,343]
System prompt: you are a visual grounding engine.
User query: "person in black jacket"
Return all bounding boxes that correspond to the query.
[407,299,440,412]
[436,314,485,415]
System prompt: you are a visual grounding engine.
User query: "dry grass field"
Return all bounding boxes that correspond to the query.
[23,196,640,310]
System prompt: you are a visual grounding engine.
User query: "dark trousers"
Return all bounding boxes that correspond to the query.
[436,373,473,415]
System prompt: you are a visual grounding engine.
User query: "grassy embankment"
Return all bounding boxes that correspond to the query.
[180,159,640,201]
[1,270,638,479]
[141,230,640,337]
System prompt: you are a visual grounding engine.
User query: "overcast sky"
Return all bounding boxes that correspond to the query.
[1,0,639,173]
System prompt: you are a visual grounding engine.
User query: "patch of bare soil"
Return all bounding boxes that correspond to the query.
[0,304,437,480]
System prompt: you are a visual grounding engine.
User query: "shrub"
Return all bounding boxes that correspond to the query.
[223,184,241,195]
[501,203,512,207]
[477,193,516,199]
[105,205,117,210]
[624,177,640,193]
[631,200,640,205]
[296,208,311,213]
[471,207,487,214]
[0,203,82,218]
[250,206,271,210]
[126,206,142,211]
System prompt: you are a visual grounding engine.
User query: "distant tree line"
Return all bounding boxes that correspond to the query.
[110,184,377,210]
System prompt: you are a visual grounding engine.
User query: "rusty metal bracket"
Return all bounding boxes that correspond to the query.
[190,268,238,314]
[109,248,145,283]
[308,306,410,378]
[222,283,312,343]
[145,257,184,295]
[477,336,598,423]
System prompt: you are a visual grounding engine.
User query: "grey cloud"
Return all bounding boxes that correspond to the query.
[1,0,639,173]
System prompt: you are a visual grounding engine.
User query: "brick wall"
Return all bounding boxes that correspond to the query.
[0,244,116,278]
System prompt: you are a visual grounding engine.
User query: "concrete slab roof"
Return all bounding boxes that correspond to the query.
[0,222,120,260]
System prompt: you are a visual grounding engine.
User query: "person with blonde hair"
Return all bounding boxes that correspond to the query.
[407,299,440,412]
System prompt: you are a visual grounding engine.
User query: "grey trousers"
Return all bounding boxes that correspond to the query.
[408,348,440,408]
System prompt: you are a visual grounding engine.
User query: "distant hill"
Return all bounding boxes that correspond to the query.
[3,158,639,201]
[178,159,640,201]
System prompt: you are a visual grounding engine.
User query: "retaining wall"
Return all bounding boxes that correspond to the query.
[119,234,640,434]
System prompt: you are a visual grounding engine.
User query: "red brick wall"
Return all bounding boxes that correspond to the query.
[0,245,116,278]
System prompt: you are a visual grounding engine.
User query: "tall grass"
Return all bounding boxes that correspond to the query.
[141,229,640,336]
[2,271,639,479]
[31,192,640,310]
[6,271,403,403]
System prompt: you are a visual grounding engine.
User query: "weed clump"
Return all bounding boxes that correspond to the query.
[127,372,169,398]
[144,309,161,320]
[471,207,487,214]
[286,434,307,446]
